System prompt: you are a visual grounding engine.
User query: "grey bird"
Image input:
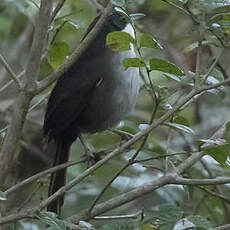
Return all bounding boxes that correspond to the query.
[43,8,141,214]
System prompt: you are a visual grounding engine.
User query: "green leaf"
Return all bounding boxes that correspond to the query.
[139,34,161,49]
[0,191,7,201]
[122,58,145,69]
[187,215,212,229]
[149,58,184,76]
[166,122,195,135]
[47,41,70,69]
[106,31,135,51]
[36,211,66,230]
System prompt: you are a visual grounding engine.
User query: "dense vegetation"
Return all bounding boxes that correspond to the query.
[0,0,230,229]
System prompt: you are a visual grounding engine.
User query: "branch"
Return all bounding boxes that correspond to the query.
[37,89,197,211]
[0,70,24,94]
[93,210,144,220]
[209,224,230,230]
[0,54,22,90]
[66,151,205,224]
[36,2,113,93]
[198,186,230,205]
[173,176,230,186]
[50,0,66,24]
[0,0,52,186]
[5,160,85,195]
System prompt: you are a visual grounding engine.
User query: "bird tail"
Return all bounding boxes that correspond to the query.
[47,141,70,214]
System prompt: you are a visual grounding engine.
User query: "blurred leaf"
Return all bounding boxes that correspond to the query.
[223,121,230,141]
[36,211,66,230]
[39,57,54,80]
[184,40,213,53]
[111,0,126,7]
[102,220,136,230]
[154,204,183,230]
[149,59,184,76]
[201,0,230,12]
[163,73,181,82]
[209,68,225,82]
[122,58,145,69]
[139,34,162,49]
[106,31,135,51]
[54,20,81,49]
[202,144,229,166]
[199,138,227,146]
[206,87,227,99]
[173,218,195,230]
[139,123,150,131]
[140,224,158,230]
[177,0,188,3]
[165,122,195,135]
[187,215,212,229]
[47,41,70,69]
[174,116,190,127]
[0,191,6,201]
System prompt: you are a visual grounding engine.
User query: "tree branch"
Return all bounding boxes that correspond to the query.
[5,160,85,195]
[173,176,230,186]
[0,54,22,90]
[0,0,52,187]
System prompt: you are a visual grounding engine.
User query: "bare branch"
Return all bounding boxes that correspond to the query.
[208,224,230,230]
[173,176,230,186]
[50,0,66,24]
[0,70,24,94]
[93,210,144,220]
[0,54,22,90]
[5,160,85,195]
[0,0,52,186]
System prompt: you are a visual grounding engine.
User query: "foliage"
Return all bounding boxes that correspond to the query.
[0,0,230,230]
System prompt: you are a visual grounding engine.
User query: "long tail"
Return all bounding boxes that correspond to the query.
[47,141,70,214]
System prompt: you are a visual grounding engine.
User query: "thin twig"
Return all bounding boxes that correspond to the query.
[50,0,66,24]
[202,50,224,84]
[0,70,24,94]
[208,223,230,230]
[88,163,131,213]
[173,176,230,185]
[93,210,144,220]
[198,186,230,204]
[28,92,50,112]
[194,39,202,90]
[0,54,22,90]
[5,159,85,195]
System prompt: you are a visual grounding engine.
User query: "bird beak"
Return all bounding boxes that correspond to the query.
[130,13,146,21]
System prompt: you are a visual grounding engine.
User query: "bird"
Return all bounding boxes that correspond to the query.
[43,8,141,214]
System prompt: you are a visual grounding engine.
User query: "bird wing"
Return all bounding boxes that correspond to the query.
[44,68,101,141]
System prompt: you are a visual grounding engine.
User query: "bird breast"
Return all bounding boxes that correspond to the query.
[79,24,139,133]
